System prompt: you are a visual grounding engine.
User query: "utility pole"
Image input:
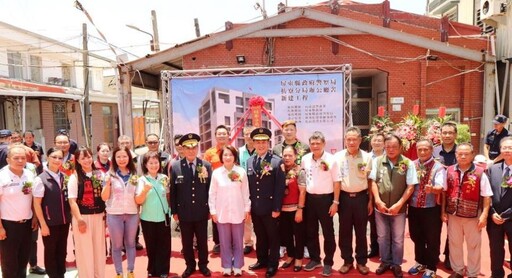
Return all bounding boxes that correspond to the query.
[194,18,201,37]
[82,23,91,148]
[151,10,160,52]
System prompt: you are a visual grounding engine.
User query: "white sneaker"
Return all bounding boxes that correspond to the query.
[303,246,310,259]
[222,268,231,276]
[233,268,242,276]
[279,246,286,258]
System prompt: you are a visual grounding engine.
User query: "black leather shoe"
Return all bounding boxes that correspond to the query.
[181,268,195,278]
[375,263,390,275]
[249,261,268,270]
[30,266,47,275]
[243,245,254,254]
[199,267,212,277]
[293,265,302,272]
[136,241,144,250]
[367,248,379,258]
[265,267,277,277]
[281,259,294,269]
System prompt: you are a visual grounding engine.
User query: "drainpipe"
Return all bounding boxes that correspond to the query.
[500,59,510,114]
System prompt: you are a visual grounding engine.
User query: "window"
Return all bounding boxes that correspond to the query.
[425,108,460,122]
[103,106,114,143]
[218,93,230,104]
[30,55,42,83]
[224,116,231,126]
[236,96,243,106]
[7,52,23,79]
[53,102,69,132]
[236,107,244,113]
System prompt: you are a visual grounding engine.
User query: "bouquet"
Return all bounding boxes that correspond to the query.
[366,115,394,141]
[22,181,32,195]
[395,114,423,151]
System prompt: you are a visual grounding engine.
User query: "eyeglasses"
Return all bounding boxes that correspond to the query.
[147,141,159,145]
[49,156,64,160]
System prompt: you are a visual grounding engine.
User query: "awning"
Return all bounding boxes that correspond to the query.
[0,88,83,101]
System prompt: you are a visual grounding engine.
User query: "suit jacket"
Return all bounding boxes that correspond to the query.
[246,151,286,216]
[170,157,212,222]
[488,162,512,220]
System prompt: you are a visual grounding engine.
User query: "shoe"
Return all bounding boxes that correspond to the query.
[115,274,123,278]
[357,264,370,275]
[322,265,332,277]
[391,265,403,278]
[265,267,277,277]
[303,246,310,259]
[408,263,426,275]
[338,263,354,274]
[294,265,302,272]
[212,244,221,254]
[444,257,452,270]
[233,268,242,277]
[304,260,322,271]
[376,263,390,275]
[448,273,463,278]
[281,259,294,269]
[160,275,168,278]
[127,271,135,278]
[222,268,231,276]
[181,268,195,278]
[367,248,379,258]
[279,246,286,258]
[199,267,212,277]
[243,245,254,254]
[136,241,144,250]
[422,269,437,278]
[249,261,268,270]
[29,266,47,275]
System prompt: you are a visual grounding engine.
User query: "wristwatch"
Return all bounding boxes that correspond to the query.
[332,200,340,205]
[297,205,305,209]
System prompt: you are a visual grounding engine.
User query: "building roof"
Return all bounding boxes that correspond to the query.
[123,0,490,90]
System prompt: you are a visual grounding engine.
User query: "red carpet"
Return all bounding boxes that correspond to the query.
[34,222,509,277]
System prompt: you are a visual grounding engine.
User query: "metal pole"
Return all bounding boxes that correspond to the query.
[82,23,91,148]
[151,10,160,52]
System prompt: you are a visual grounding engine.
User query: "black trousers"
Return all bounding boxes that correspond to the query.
[252,213,280,268]
[408,206,442,271]
[338,191,369,265]
[487,218,512,278]
[42,223,70,278]
[279,210,306,259]
[29,229,38,267]
[0,219,32,278]
[212,220,219,245]
[305,193,336,266]
[141,220,171,276]
[180,220,209,269]
[369,210,379,251]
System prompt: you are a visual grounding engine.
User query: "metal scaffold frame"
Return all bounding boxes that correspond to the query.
[161,64,352,154]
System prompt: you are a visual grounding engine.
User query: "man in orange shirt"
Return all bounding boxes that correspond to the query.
[203,125,230,253]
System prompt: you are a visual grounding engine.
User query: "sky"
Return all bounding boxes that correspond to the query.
[0,0,426,61]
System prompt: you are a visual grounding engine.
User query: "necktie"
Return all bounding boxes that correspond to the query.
[189,162,195,176]
[256,157,262,171]
[505,167,510,179]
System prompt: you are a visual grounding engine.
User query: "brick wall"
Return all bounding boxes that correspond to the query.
[181,7,486,149]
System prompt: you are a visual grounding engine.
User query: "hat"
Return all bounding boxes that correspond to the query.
[493,114,508,124]
[250,128,272,141]
[473,154,487,164]
[0,129,12,138]
[179,133,200,148]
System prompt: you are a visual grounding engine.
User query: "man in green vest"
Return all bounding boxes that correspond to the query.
[369,134,417,278]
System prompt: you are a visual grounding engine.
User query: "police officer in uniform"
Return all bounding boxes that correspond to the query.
[246,128,286,278]
[170,133,212,278]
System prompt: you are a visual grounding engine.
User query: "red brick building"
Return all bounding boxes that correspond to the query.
[122,1,492,151]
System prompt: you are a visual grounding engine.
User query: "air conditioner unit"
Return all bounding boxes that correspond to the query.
[480,0,506,20]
